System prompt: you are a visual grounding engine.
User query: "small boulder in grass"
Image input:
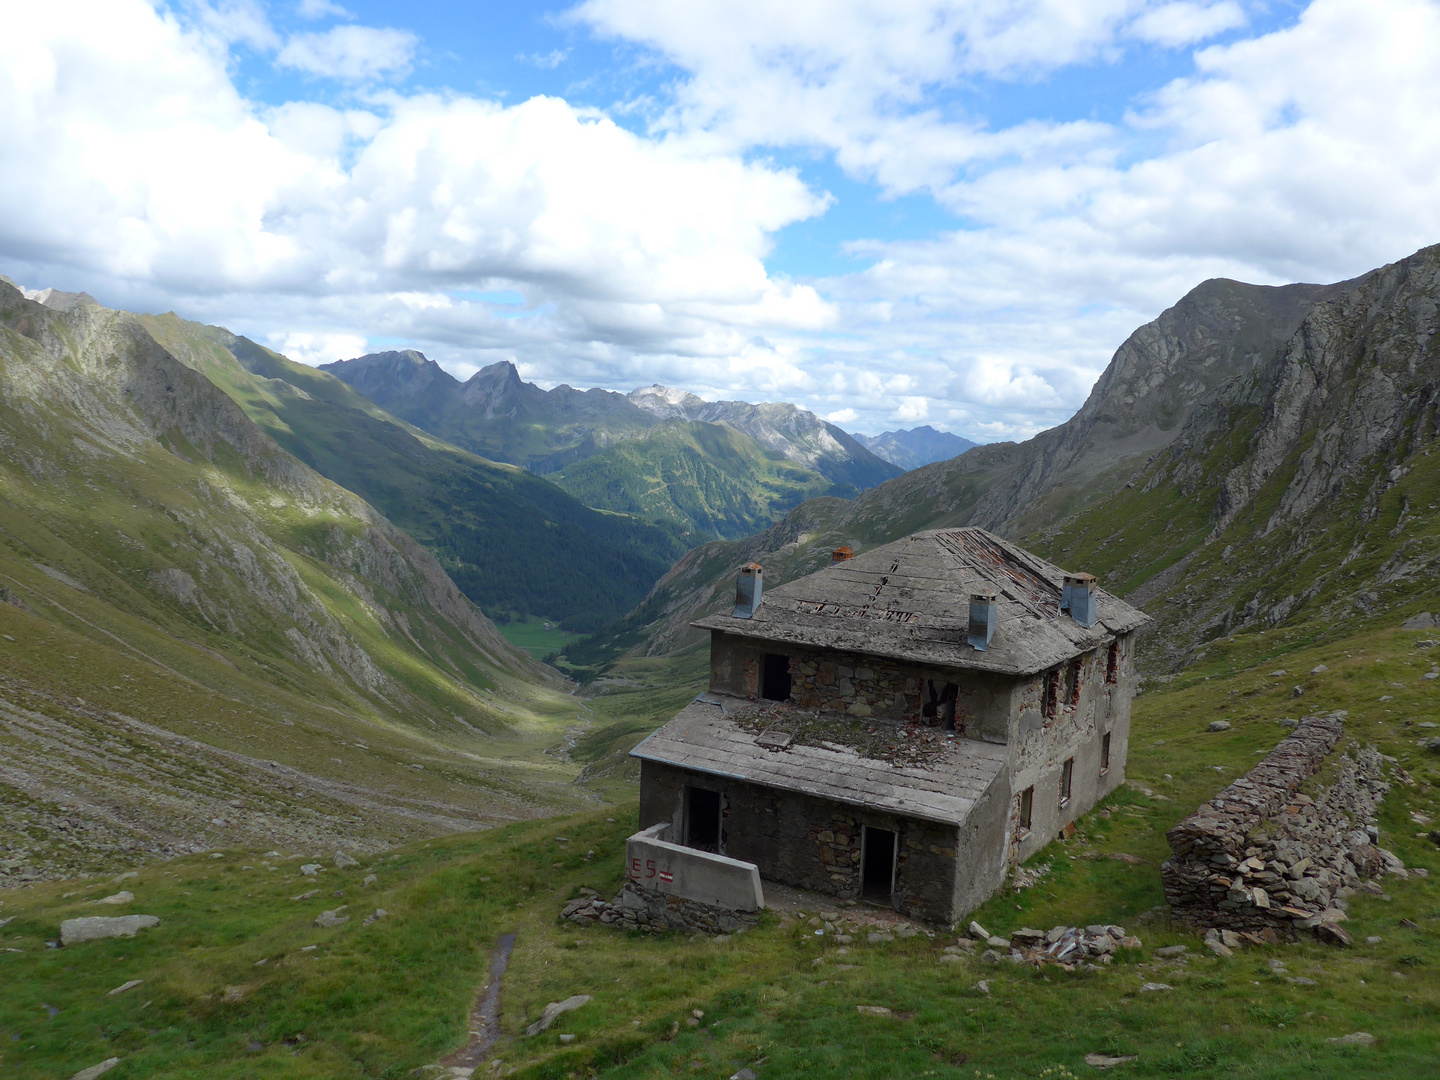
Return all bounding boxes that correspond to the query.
[68,1058,120,1080]
[1328,1032,1376,1047]
[334,851,359,869]
[1208,720,1232,732]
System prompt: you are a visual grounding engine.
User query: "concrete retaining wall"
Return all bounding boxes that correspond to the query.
[625,823,764,912]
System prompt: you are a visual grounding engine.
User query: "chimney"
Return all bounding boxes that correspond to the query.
[1062,573,1097,628]
[733,563,764,618]
[967,592,997,651]
[831,546,854,563]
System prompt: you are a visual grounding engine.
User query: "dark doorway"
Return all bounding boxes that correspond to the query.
[861,826,895,904]
[922,680,959,730]
[686,787,721,853]
[761,653,792,701]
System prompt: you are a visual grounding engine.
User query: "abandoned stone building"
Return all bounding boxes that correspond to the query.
[632,527,1149,926]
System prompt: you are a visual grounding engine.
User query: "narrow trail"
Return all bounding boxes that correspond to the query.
[439,932,517,1072]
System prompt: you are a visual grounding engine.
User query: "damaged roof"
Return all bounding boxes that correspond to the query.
[691,527,1149,677]
[632,695,1008,825]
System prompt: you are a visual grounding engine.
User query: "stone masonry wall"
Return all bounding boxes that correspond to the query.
[562,884,760,934]
[638,760,960,924]
[1161,714,1394,942]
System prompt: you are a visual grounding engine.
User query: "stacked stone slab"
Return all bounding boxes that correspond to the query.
[1161,715,1395,942]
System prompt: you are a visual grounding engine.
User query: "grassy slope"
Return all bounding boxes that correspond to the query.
[0,289,596,878]
[2,623,1436,1079]
[137,315,688,632]
[551,421,843,541]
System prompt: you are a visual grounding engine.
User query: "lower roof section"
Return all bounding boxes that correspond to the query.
[632,694,1008,827]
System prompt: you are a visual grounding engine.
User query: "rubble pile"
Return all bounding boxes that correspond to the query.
[964,919,1141,969]
[1162,714,1402,944]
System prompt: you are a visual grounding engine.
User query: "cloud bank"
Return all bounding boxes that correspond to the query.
[2,0,1439,439]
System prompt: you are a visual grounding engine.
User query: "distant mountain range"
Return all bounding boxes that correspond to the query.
[851,425,977,470]
[322,354,901,541]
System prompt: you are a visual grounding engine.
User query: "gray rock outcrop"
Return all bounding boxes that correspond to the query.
[60,916,160,946]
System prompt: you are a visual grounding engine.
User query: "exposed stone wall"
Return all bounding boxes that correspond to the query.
[638,760,962,924]
[1161,715,1394,941]
[618,882,761,934]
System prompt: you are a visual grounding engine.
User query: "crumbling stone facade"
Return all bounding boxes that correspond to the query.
[1162,714,1395,942]
[640,527,1149,928]
[638,759,975,924]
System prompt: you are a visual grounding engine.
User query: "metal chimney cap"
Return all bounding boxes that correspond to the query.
[831,546,855,562]
[739,562,763,573]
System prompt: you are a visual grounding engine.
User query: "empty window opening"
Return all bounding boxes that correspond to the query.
[922,680,959,730]
[1066,660,1082,707]
[1100,732,1111,775]
[1018,787,1034,835]
[1106,640,1120,684]
[761,653,792,701]
[861,826,896,904]
[685,787,721,853]
[1042,669,1059,719]
[1059,758,1074,807]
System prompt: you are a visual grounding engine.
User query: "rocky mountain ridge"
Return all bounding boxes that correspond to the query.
[323,354,900,491]
[588,245,1440,671]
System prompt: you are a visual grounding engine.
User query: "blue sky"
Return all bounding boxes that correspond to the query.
[3,1,1438,440]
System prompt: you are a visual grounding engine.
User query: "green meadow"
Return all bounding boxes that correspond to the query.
[2,625,1438,1079]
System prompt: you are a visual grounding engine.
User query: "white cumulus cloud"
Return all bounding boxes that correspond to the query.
[276,25,417,82]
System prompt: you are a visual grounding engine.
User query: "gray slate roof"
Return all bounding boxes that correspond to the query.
[692,527,1149,677]
[632,696,1008,826]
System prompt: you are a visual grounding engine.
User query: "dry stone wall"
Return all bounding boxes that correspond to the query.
[1161,714,1397,943]
[563,883,760,935]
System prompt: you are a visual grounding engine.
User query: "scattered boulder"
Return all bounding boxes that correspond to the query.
[363,908,387,925]
[334,852,359,869]
[1208,720,1232,732]
[855,1005,893,1016]
[1139,982,1173,992]
[1311,665,1329,674]
[314,906,349,928]
[1402,613,1437,629]
[525,994,591,1036]
[1085,1054,1137,1068]
[363,874,378,887]
[867,931,894,943]
[60,916,159,946]
[106,980,143,996]
[300,864,322,876]
[1327,1032,1375,1046]
[93,891,133,906]
[968,920,990,940]
[69,1059,120,1080]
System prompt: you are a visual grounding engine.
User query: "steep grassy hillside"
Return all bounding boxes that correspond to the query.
[3,623,1436,1079]
[134,316,687,632]
[551,421,842,540]
[0,281,594,882]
